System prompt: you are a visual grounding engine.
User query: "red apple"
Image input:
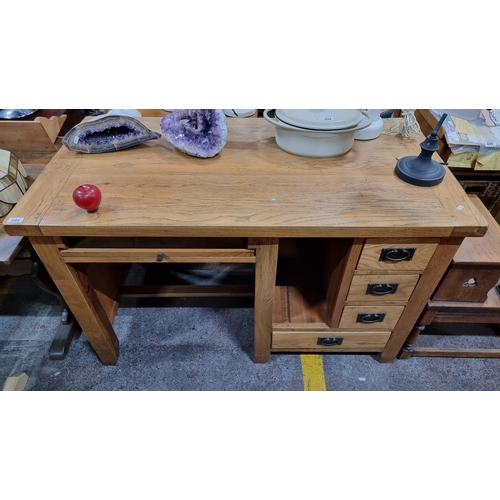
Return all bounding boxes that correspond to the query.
[72,184,102,212]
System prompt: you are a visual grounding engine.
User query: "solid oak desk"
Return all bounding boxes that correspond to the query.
[3,118,488,365]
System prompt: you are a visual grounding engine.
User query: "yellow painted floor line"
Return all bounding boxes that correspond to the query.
[301,354,327,391]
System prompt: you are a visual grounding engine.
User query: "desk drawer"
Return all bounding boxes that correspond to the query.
[346,274,419,303]
[357,239,438,272]
[432,265,500,303]
[60,237,256,263]
[272,330,391,351]
[338,305,405,329]
[61,247,256,263]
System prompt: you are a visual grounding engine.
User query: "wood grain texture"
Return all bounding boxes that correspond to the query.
[61,248,256,263]
[272,285,327,325]
[30,236,119,364]
[453,195,500,264]
[0,115,66,154]
[356,239,439,272]
[338,305,405,330]
[346,274,419,303]
[84,263,130,323]
[272,331,391,351]
[4,119,488,239]
[254,238,279,363]
[325,238,363,327]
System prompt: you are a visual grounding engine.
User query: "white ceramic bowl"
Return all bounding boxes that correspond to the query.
[264,109,371,157]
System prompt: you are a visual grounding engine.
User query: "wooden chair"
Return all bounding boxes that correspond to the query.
[400,195,500,358]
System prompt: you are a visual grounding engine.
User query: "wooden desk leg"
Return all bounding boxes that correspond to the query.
[30,237,119,365]
[253,238,279,363]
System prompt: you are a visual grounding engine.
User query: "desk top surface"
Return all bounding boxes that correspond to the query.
[3,117,488,239]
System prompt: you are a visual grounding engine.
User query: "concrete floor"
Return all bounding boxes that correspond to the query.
[2,272,500,391]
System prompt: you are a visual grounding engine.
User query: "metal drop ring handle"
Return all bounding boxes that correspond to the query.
[380,247,416,262]
[385,249,411,261]
[317,337,343,347]
[369,283,395,295]
[357,313,385,324]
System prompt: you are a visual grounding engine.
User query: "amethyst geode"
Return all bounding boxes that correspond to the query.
[160,109,228,158]
[63,115,161,153]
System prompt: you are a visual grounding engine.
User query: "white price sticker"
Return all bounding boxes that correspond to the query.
[7,217,24,223]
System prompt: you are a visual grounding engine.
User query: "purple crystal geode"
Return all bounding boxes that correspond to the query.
[160,109,228,158]
[63,114,161,153]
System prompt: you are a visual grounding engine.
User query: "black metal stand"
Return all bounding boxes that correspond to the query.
[395,113,448,187]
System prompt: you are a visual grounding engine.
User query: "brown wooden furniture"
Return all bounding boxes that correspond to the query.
[3,118,488,366]
[0,114,66,156]
[0,109,84,158]
[400,195,500,358]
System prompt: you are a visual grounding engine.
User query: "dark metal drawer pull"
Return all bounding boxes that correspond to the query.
[357,313,386,324]
[367,283,399,295]
[380,247,416,262]
[317,337,344,347]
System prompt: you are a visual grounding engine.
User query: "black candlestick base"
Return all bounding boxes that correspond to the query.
[395,155,446,187]
[395,112,448,187]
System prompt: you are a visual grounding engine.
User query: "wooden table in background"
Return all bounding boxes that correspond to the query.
[3,118,488,365]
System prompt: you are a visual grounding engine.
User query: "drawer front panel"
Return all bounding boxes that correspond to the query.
[339,305,405,329]
[61,247,256,263]
[272,331,391,351]
[432,266,500,303]
[346,274,419,303]
[357,239,438,272]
